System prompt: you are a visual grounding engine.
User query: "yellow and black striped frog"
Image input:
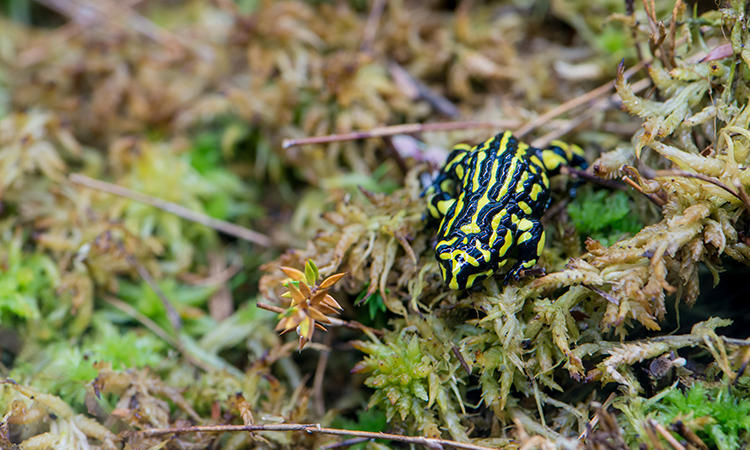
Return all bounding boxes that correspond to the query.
[424,131,587,290]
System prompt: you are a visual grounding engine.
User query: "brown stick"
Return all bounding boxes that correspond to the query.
[136,422,499,450]
[127,254,183,331]
[281,120,527,149]
[69,173,272,247]
[646,169,750,213]
[103,295,180,348]
[514,61,648,138]
[650,419,686,450]
[313,334,332,416]
[360,0,386,54]
[583,284,619,306]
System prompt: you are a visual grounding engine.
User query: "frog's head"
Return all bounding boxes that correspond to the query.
[435,235,494,290]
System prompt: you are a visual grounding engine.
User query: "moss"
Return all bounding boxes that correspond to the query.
[567,189,643,246]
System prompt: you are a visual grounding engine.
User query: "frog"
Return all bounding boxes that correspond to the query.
[423,131,587,290]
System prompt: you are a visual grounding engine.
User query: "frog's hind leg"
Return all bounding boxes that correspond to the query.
[504,218,545,284]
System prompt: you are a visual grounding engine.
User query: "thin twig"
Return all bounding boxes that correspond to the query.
[389,61,460,118]
[34,0,209,59]
[256,302,285,314]
[319,437,371,450]
[667,0,683,68]
[452,346,472,376]
[181,254,243,287]
[624,175,669,207]
[282,120,526,149]
[360,0,386,54]
[645,419,665,450]
[650,419,686,450]
[19,0,146,67]
[127,254,183,331]
[560,166,628,191]
[583,284,619,306]
[313,334,332,416]
[671,421,708,450]
[136,422,500,450]
[620,165,668,207]
[103,294,214,373]
[734,178,750,214]
[514,61,648,138]
[646,169,750,213]
[103,295,180,348]
[207,251,234,321]
[530,76,652,149]
[69,173,272,247]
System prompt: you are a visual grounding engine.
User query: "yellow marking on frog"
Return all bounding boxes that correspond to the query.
[439,248,480,268]
[474,240,491,261]
[443,196,464,232]
[428,202,440,218]
[460,221,482,235]
[497,151,522,201]
[488,210,507,247]
[437,199,455,215]
[541,172,549,188]
[517,218,534,231]
[518,231,533,244]
[530,183,543,201]
[511,214,519,224]
[496,228,513,257]
[471,151,487,192]
[495,131,512,154]
[530,155,543,168]
[462,236,468,244]
[519,202,532,215]
[530,164,538,174]
[466,158,498,232]
[436,236,459,249]
[537,230,546,255]
[455,164,464,180]
[515,171,529,193]
[465,269,493,289]
[541,150,567,171]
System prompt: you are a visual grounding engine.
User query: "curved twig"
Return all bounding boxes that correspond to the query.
[137,422,500,450]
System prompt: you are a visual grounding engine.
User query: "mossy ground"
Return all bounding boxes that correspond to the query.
[1,1,750,449]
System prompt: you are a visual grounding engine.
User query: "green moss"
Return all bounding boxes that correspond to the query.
[567,189,643,246]
[654,386,750,450]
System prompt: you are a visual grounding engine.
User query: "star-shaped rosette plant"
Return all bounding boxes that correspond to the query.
[275,260,345,349]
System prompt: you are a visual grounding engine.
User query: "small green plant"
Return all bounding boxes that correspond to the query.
[654,385,750,450]
[567,189,643,246]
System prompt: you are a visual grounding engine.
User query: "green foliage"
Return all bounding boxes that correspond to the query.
[89,316,168,370]
[351,334,431,423]
[0,233,58,324]
[6,318,167,410]
[355,287,386,321]
[653,386,750,450]
[567,189,643,246]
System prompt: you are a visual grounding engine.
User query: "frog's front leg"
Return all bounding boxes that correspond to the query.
[504,217,545,283]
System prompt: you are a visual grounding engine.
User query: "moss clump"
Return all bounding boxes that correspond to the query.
[567,189,643,246]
